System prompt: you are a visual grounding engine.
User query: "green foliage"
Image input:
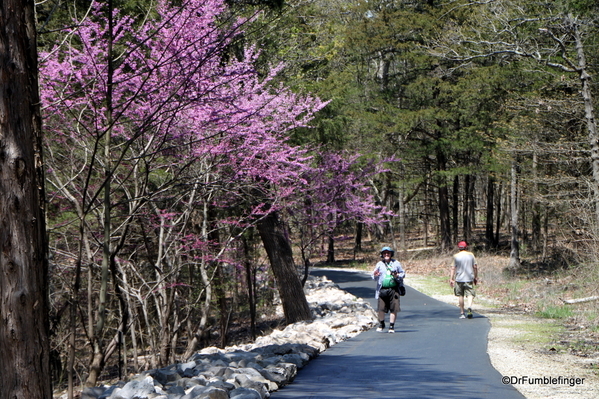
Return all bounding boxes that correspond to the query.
[536,305,574,320]
[565,0,599,15]
[36,0,157,48]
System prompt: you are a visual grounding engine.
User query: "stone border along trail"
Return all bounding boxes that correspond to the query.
[76,275,378,399]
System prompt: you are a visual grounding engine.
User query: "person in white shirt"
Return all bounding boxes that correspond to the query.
[449,241,478,319]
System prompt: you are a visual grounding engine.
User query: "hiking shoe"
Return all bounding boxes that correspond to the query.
[467,308,473,319]
[376,327,384,332]
[388,327,395,333]
[459,314,466,319]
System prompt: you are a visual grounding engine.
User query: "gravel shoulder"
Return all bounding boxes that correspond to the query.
[406,274,599,399]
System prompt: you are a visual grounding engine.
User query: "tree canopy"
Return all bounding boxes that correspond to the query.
[21,0,599,393]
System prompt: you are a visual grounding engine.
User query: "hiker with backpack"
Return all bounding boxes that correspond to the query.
[372,246,405,333]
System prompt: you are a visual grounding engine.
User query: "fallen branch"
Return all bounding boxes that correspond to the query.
[560,296,599,305]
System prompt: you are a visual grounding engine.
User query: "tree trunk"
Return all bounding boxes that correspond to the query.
[385,183,398,250]
[495,181,503,248]
[509,160,520,268]
[242,235,257,340]
[397,186,406,256]
[257,211,312,324]
[463,174,472,243]
[468,175,476,232]
[354,222,363,254]
[439,185,451,250]
[452,176,459,243]
[215,264,229,348]
[437,153,452,250]
[183,201,214,360]
[326,235,335,263]
[87,0,115,386]
[485,177,495,250]
[68,236,84,399]
[572,20,599,226]
[531,151,542,254]
[424,179,430,246]
[0,0,52,397]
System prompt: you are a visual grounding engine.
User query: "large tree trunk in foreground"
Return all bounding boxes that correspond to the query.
[0,0,52,397]
[257,211,312,324]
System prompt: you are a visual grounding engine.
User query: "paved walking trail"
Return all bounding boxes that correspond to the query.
[270,268,524,399]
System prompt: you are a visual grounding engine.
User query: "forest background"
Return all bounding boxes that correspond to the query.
[10,0,599,397]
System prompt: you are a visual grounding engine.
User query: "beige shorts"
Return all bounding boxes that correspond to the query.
[454,281,476,297]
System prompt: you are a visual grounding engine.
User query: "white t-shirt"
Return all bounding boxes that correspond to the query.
[452,251,477,282]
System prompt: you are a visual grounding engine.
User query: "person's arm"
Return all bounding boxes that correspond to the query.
[473,263,478,285]
[392,261,405,279]
[449,262,456,287]
[373,263,381,279]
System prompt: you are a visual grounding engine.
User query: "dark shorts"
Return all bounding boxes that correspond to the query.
[377,288,400,313]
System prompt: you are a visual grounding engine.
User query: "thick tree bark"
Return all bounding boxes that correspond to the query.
[0,0,52,397]
[257,211,312,324]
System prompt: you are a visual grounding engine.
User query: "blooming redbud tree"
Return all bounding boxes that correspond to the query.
[39,0,385,382]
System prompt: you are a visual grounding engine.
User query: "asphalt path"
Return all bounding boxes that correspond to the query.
[270,268,525,399]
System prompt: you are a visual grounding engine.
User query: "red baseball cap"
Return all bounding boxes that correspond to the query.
[457,241,468,249]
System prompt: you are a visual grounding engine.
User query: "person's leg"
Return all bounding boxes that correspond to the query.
[458,295,465,315]
[388,293,400,332]
[464,283,475,318]
[378,310,386,325]
[466,295,474,318]
[466,295,474,309]
[388,312,397,332]
[377,296,387,331]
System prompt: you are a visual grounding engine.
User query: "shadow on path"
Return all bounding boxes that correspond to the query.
[270,268,524,399]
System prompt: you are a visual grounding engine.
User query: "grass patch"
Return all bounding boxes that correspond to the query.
[502,319,565,347]
[344,260,371,271]
[406,274,452,297]
[536,305,574,319]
